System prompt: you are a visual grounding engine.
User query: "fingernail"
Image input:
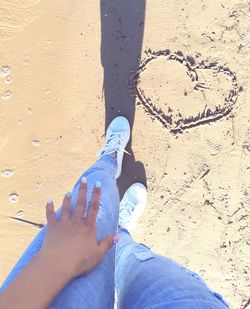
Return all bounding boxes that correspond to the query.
[81,176,87,184]
[112,235,119,244]
[95,180,101,188]
[47,199,52,205]
[66,192,72,197]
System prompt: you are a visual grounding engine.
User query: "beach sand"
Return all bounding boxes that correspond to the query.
[0,0,249,308]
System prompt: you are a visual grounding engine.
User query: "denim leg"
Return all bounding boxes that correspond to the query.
[1,155,120,309]
[115,229,229,309]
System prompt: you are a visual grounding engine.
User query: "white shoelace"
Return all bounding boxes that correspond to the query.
[119,199,135,226]
[97,131,130,157]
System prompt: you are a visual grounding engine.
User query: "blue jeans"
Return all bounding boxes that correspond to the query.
[1,156,229,308]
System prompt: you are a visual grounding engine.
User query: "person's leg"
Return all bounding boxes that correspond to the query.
[1,116,130,308]
[1,155,119,308]
[115,229,229,309]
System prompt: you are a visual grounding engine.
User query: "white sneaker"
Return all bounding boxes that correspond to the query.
[119,183,147,232]
[97,116,130,178]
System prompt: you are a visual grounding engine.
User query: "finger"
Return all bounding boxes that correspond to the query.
[46,200,57,226]
[61,192,72,221]
[86,181,101,227]
[98,235,119,259]
[75,177,87,219]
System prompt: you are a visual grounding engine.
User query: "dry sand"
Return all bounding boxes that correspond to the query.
[0,0,249,308]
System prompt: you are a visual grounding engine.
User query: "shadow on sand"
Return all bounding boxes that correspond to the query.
[101,0,146,196]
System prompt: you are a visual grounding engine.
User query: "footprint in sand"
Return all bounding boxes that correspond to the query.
[27,108,32,115]
[16,210,24,218]
[0,65,10,78]
[0,65,12,100]
[170,152,210,198]
[133,49,240,134]
[4,76,12,84]
[204,139,222,156]
[32,139,40,147]
[0,169,14,177]
[1,90,12,100]
[9,192,19,203]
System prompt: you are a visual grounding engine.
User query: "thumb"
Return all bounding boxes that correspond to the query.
[98,235,119,258]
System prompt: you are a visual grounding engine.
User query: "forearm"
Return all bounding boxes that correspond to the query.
[0,251,73,309]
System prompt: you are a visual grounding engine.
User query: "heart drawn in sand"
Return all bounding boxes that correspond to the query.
[132,50,240,134]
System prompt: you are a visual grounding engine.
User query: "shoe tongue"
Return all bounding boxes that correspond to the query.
[129,194,139,206]
[128,188,147,205]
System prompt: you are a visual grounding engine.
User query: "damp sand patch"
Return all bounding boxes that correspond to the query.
[0,0,41,41]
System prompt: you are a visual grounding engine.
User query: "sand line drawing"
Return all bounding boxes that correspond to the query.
[131,49,241,134]
[8,216,44,229]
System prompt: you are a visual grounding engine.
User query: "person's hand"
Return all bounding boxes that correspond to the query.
[39,177,118,280]
[0,178,119,309]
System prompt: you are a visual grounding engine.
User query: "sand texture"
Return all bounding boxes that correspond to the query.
[0,0,249,308]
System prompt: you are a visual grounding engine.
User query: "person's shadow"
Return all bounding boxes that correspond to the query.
[100,0,146,197]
